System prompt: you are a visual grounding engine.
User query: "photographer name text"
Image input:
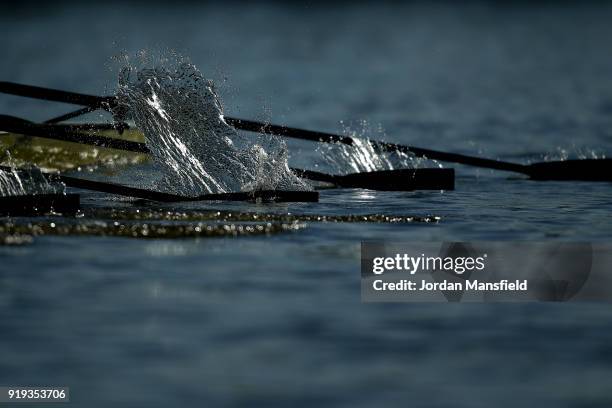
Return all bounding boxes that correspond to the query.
[372,279,528,292]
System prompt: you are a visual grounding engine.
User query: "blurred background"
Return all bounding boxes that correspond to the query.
[2,1,612,157]
[1,2,612,407]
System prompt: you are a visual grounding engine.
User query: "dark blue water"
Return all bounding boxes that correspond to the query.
[1,2,612,407]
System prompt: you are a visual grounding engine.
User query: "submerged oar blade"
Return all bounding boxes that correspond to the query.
[527,159,612,181]
[0,194,80,216]
[337,168,455,191]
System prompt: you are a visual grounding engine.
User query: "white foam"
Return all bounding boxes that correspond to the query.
[0,166,64,197]
[115,59,309,195]
[315,121,427,175]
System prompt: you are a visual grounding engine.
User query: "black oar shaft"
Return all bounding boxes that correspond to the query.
[0,114,147,153]
[0,115,340,187]
[224,117,355,145]
[0,115,456,191]
[45,106,97,124]
[289,168,338,184]
[58,175,318,202]
[226,117,527,174]
[0,81,526,174]
[0,115,322,178]
[0,165,319,202]
[56,174,187,202]
[0,164,185,201]
[386,144,527,174]
[3,81,609,181]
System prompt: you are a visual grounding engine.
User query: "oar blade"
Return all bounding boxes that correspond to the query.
[528,159,612,181]
[0,194,80,216]
[196,190,319,203]
[337,168,455,191]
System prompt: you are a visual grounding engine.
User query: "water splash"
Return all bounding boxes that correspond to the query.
[0,164,64,197]
[0,168,26,196]
[114,54,308,195]
[315,120,435,175]
[539,146,607,163]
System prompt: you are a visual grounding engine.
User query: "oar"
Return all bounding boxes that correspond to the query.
[1,81,609,181]
[0,115,455,191]
[45,106,97,124]
[0,193,80,216]
[0,114,148,153]
[0,81,115,110]
[292,168,454,191]
[0,164,318,203]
